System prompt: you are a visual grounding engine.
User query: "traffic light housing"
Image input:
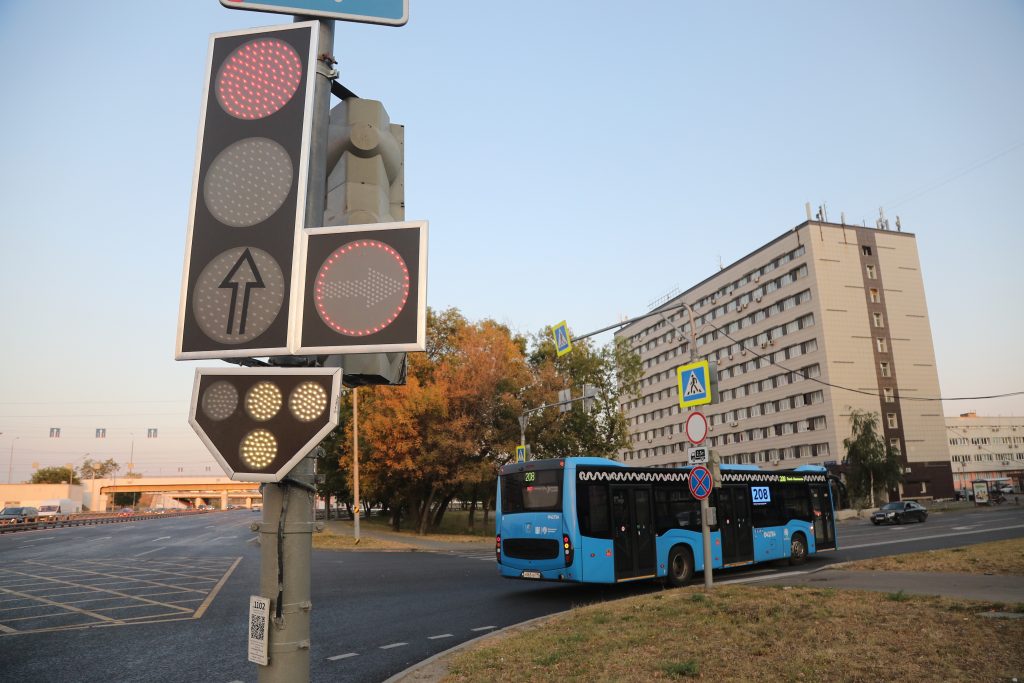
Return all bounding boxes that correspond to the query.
[176,22,319,360]
[189,368,341,482]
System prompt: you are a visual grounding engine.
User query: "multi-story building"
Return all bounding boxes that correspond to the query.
[946,412,1024,491]
[616,218,954,499]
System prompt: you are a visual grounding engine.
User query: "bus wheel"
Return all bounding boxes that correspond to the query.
[666,546,694,587]
[789,533,808,565]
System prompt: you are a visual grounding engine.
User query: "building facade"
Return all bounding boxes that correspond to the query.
[946,412,1023,492]
[616,219,954,499]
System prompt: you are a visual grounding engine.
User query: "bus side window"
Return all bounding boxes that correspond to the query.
[655,485,701,533]
[750,487,784,527]
[578,482,611,538]
[781,484,812,522]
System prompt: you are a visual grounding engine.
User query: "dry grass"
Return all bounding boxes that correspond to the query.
[445,585,1024,682]
[839,537,1024,575]
[312,532,412,551]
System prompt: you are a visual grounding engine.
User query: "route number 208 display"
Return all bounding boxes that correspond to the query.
[751,486,771,504]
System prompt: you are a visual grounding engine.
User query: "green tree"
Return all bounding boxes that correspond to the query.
[842,408,902,507]
[31,466,80,484]
[77,457,120,480]
[524,327,641,460]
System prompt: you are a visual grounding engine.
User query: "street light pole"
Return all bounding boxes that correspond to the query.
[8,437,19,484]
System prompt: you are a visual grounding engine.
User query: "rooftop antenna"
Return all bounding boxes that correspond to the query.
[876,207,890,231]
[822,202,829,222]
[805,202,813,221]
[840,211,846,225]
[717,254,724,271]
[895,215,902,232]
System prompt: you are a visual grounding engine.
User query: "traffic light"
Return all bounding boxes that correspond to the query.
[188,368,341,482]
[295,221,427,354]
[176,22,319,360]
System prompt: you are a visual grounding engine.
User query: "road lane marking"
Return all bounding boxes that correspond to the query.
[380,642,407,649]
[327,652,359,661]
[18,537,57,543]
[0,623,17,634]
[840,523,1024,550]
[192,556,242,619]
[0,585,121,626]
[134,547,166,557]
[470,625,496,632]
[428,633,454,640]
[151,536,172,542]
[209,536,237,542]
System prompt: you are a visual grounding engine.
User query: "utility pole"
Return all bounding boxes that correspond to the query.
[246,17,336,683]
[352,387,360,542]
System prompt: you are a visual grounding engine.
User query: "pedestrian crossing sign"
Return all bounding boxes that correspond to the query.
[553,321,572,357]
[516,445,527,463]
[677,360,714,408]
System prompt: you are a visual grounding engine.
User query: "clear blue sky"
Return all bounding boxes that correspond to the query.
[1,1,1021,480]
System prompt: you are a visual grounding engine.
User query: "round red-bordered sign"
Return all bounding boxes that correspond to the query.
[685,411,708,445]
[689,465,713,500]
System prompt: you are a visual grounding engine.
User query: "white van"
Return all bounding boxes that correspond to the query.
[37,499,81,518]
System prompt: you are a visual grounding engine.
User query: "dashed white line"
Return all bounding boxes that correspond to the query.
[327,652,358,661]
[210,537,237,542]
[379,642,407,650]
[428,633,454,640]
[470,625,496,632]
[151,536,172,542]
[135,547,165,557]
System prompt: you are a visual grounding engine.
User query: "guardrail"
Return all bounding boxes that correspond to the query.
[0,509,212,534]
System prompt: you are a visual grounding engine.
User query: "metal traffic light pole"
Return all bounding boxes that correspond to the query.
[253,17,335,683]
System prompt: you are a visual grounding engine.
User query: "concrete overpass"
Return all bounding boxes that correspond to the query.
[86,476,262,511]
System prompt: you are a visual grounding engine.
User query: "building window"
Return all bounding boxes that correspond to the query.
[869,288,880,303]
[890,438,901,455]
[880,362,891,377]
[866,264,877,279]
[862,246,873,256]
[876,337,888,353]
[873,312,884,328]
[887,413,898,429]
[883,387,895,403]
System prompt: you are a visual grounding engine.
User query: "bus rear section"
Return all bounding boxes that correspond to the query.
[496,462,579,582]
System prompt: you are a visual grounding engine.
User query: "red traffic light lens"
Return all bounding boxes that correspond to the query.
[216,38,303,120]
[314,240,410,337]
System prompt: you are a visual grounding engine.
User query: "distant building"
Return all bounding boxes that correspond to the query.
[946,412,1024,491]
[616,219,953,499]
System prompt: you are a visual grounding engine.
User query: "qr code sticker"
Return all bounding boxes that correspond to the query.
[249,613,267,642]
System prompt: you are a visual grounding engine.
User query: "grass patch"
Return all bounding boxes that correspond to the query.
[839,537,1024,575]
[444,585,1024,682]
[886,590,910,602]
[662,660,699,678]
[312,532,412,551]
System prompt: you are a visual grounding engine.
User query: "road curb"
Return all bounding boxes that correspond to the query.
[381,609,572,683]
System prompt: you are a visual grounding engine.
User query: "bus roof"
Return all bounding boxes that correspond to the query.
[499,456,827,476]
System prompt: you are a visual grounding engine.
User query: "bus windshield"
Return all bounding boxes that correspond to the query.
[501,470,562,513]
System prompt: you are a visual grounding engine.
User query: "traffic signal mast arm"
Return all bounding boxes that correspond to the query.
[518,385,597,458]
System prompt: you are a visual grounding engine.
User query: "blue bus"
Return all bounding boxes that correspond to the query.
[496,457,838,586]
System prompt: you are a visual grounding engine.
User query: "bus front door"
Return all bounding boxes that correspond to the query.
[717,485,754,566]
[610,486,656,581]
[810,484,837,550]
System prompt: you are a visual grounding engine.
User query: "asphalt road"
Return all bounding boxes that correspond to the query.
[1,504,1022,683]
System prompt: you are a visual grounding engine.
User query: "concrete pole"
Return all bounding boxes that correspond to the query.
[673,302,714,592]
[352,387,361,542]
[252,18,335,683]
[257,458,315,683]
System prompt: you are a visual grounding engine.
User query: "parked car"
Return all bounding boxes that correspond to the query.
[0,506,40,524]
[872,501,928,525]
[954,489,974,502]
[116,507,135,516]
[996,484,1016,495]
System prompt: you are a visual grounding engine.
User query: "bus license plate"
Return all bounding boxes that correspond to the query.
[521,570,541,579]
